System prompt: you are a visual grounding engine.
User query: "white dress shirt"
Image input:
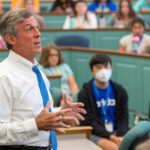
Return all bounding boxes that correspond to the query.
[0,50,55,147]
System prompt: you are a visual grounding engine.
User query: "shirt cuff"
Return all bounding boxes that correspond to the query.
[23,119,38,137]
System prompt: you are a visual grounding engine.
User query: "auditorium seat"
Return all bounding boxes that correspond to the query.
[54,34,90,47]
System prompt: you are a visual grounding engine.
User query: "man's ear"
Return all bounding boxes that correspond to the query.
[5,34,16,46]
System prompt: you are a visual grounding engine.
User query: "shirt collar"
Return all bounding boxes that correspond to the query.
[9,50,39,70]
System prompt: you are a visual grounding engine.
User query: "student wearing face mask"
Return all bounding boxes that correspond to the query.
[78,53,128,150]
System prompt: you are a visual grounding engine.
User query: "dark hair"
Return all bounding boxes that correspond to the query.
[89,53,112,70]
[73,0,88,22]
[116,0,137,19]
[94,0,111,4]
[39,44,64,67]
[131,17,145,28]
[51,0,74,11]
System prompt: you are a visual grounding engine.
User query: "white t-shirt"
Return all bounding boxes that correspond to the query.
[63,12,98,29]
[120,34,150,53]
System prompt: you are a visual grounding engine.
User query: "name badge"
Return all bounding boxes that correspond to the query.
[105,122,113,132]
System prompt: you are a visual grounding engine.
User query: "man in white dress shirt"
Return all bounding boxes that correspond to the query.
[0,8,86,150]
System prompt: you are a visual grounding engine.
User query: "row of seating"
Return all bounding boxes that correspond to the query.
[40,28,150,50]
[1,47,150,126]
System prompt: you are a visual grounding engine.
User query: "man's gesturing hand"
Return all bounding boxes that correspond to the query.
[35,102,79,133]
[61,93,87,126]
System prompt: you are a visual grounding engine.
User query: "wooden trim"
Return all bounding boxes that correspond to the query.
[46,75,62,79]
[40,27,150,31]
[1,47,150,59]
[1,0,138,3]
[56,126,93,139]
[40,12,69,16]
[59,46,150,59]
[0,48,8,51]
[40,27,132,31]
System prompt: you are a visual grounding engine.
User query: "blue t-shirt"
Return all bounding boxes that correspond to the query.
[88,1,117,12]
[92,80,116,129]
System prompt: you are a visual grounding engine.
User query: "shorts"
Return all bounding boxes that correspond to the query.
[90,131,116,144]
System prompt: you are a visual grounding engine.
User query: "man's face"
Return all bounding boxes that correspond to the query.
[10,16,41,62]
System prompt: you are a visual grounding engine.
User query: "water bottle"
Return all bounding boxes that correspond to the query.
[99,14,105,28]
[132,36,140,54]
[70,14,76,29]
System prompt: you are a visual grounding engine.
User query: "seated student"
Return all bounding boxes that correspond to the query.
[88,0,117,13]
[0,2,3,14]
[107,0,139,28]
[39,44,78,98]
[63,0,97,29]
[51,0,74,13]
[119,17,150,54]
[11,0,40,13]
[134,0,150,13]
[78,53,128,150]
[24,0,46,28]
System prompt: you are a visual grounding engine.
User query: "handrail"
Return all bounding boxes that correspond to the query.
[46,75,62,79]
[56,126,93,139]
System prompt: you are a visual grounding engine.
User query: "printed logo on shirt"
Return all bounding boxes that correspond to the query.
[96,98,116,108]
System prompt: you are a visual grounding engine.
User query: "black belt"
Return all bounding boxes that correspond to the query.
[0,145,51,150]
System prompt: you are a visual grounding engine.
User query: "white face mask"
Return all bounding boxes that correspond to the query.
[95,68,112,83]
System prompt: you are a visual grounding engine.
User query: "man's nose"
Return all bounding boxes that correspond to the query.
[34,27,41,37]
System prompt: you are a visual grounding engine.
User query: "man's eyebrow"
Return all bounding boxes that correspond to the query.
[24,24,32,27]
[24,24,39,28]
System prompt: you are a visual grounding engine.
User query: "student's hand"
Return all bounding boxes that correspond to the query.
[110,135,122,146]
[141,7,149,13]
[35,102,79,133]
[61,92,86,126]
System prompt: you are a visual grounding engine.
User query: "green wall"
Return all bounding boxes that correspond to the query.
[60,49,150,126]
[1,48,150,126]
[40,29,150,50]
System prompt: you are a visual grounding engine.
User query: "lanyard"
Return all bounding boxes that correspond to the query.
[137,35,143,46]
[92,80,110,122]
[133,35,143,46]
[50,66,61,75]
[99,4,108,12]
[75,17,86,27]
[50,66,62,89]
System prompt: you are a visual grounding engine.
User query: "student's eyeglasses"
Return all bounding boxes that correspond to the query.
[49,54,59,57]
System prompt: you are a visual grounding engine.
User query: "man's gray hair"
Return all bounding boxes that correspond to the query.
[0,8,33,49]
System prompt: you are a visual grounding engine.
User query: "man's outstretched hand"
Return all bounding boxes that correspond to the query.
[61,93,86,126]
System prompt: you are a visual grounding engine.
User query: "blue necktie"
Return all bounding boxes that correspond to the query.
[32,65,57,150]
